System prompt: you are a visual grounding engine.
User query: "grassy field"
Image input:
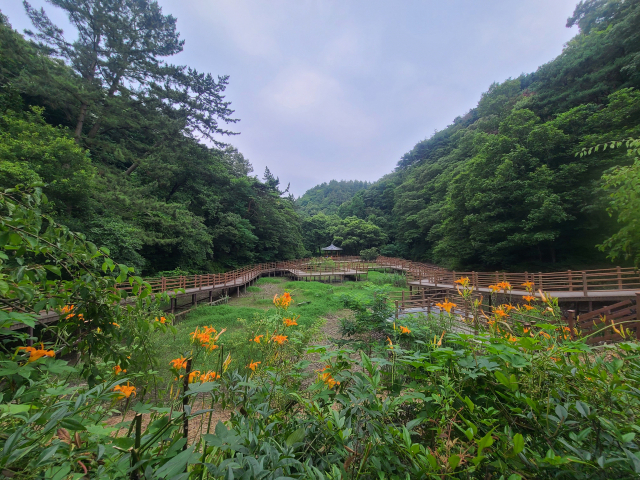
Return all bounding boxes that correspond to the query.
[149,272,407,387]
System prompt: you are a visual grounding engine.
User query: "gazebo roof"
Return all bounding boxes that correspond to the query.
[321,243,343,251]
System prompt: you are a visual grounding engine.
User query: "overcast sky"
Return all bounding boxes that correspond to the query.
[2,0,579,196]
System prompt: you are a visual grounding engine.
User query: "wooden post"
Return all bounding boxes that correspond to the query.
[617,266,622,290]
[402,290,405,308]
[566,310,576,340]
[636,292,640,321]
[539,272,543,290]
[182,358,192,449]
[568,270,572,291]
[162,276,166,292]
[395,301,399,321]
[171,297,175,314]
[582,272,587,297]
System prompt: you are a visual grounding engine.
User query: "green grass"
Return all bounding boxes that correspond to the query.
[149,276,408,389]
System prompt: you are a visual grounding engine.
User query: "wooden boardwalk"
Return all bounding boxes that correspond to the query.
[8,255,640,330]
[376,256,640,302]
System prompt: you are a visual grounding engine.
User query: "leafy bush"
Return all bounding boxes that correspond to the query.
[359,247,379,261]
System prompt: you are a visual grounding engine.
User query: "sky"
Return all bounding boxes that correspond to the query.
[1,0,579,196]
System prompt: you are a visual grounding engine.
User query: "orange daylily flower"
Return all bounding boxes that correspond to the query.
[247,360,261,371]
[504,304,516,312]
[250,334,264,344]
[524,304,535,310]
[199,371,220,382]
[188,370,202,383]
[435,300,456,313]
[523,295,536,303]
[113,365,126,375]
[497,281,511,291]
[387,337,394,349]
[494,308,508,318]
[190,326,225,351]
[111,322,120,328]
[272,335,288,345]
[170,357,188,370]
[521,281,535,291]
[317,366,340,389]
[488,285,501,293]
[155,316,167,324]
[283,317,298,327]
[18,343,55,362]
[454,277,470,287]
[113,382,136,399]
[273,292,292,309]
[399,326,411,334]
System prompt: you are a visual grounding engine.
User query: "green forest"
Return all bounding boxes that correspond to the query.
[298,0,640,270]
[0,3,306,276]
[2,0,640,274]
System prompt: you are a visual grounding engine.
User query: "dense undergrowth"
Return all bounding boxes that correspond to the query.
[2,187,640,479]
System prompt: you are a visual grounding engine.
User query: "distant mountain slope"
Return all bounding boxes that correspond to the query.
[296,180,370,216]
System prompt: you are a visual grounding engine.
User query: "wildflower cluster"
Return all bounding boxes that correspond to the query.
[435,299,456,313]
[273,292,292,309]
[113,382,136,399]
[60,304,84,322]
[17,344,55,362]
[317,365,340,389]
[190,325,226,351]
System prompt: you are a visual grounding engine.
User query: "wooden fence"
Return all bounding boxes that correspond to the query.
[565,294,640,344]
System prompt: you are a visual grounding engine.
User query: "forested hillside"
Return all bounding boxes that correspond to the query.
[301,0,640,270]
[0,4,305,275]
[296,180,370,215]
[4,0,640,274]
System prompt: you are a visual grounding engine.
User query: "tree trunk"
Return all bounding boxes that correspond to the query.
[74,102,90,140]
[124,162,139,176]
[87,71,123,139]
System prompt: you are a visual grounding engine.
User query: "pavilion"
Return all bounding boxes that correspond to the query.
[321,243,342,256]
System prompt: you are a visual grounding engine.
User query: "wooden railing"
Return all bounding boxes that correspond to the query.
[375,257,640,294]
[565,295,640,344]
[110,256,640,297]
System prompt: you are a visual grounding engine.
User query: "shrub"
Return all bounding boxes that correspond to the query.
[359,247,379,261]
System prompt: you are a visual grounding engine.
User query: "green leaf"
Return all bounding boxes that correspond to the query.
[60,417,86,431]
[43,265,61,276]
[512,433,524,455]
[285,427,305,446]
[477,431,494,455]
[154,445,196,479]
[36,444,59,467]
[448,454,460,470]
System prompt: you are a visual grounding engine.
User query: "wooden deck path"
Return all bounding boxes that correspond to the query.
[8,255,640,330]
[375,256,640,302]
